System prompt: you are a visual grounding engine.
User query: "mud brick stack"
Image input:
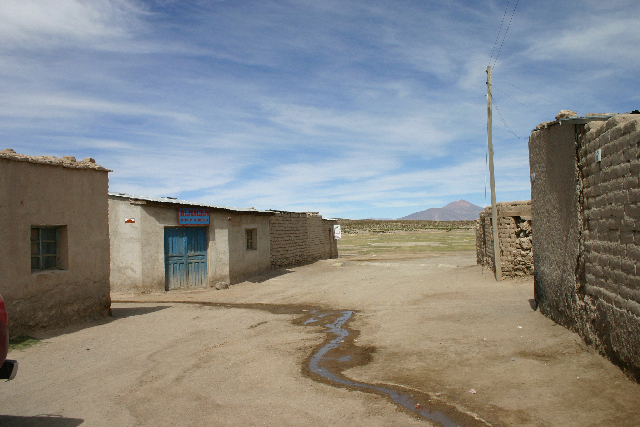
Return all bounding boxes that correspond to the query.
[476,200,533,278]
[269,211,338,269]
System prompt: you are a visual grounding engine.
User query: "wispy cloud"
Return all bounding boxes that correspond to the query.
[1,0,639,218]
[0,0,144,48]
[0,93,198,122]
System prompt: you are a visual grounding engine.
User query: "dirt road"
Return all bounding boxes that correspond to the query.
[2,252,640,426]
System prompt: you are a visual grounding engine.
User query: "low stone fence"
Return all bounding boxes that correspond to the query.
[476,201,533,277]
[269,211,339,269]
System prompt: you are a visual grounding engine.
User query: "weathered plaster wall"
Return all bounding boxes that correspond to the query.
[476,201,533,278]
[108,199,145,291]
[109,200,187,292]
[227,214,271,283]
[269,212,339,269]
[529,121,582,326]
[109,196,272,292]
[529,114,640,380]
[0,150,111,335]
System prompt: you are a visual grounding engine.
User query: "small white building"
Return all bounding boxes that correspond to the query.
[109,193,274,292]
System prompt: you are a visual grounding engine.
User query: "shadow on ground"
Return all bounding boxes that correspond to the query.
[110,305,170,319]
[0,415,83,427]
[27,305,170,342]
[241,267,294,284]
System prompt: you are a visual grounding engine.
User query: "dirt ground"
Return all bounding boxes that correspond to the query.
[2,250,640,426]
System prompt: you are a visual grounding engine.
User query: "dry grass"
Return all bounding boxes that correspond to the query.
[337,220,476,256]
[337,219,474,234]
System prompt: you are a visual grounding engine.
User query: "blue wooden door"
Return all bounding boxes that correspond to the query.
[165,227,207,290]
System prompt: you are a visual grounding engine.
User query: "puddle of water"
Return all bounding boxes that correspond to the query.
[303,310,332,325]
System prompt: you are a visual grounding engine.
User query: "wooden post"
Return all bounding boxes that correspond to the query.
[487,66,502,281]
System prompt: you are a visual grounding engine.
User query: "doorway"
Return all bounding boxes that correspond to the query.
[164,227,207,290]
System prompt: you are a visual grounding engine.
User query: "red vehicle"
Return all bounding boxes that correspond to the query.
[0,295,18,380]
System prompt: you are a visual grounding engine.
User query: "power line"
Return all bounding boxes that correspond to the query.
[489,0,520,69]
[493,102,528,140]
[488,1,511,66]
[494,86,547,119]
[493,77,563,108]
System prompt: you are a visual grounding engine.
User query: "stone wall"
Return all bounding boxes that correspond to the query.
[476,201,533,277]
[269,212,338,269]
[529,113,640,381]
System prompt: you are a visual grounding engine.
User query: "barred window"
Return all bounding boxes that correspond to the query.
[31,227,60,271]
[245,228,257,250]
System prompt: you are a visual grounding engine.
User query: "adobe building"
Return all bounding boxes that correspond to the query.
[528,111,640,380]
[109,193,274,292]
[0,149,111,335]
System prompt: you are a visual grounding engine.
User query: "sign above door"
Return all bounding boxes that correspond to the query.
[179,208,210,225]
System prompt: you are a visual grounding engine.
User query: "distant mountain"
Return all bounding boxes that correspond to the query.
[399,200,483,221]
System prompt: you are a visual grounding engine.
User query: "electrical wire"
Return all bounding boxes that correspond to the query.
[493,77,563,108]
[493,102,528,140]
[489,1,511,67]
[494,86,547,119]
[492,0,520,68]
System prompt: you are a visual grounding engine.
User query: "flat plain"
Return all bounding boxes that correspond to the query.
[2,222,640,427]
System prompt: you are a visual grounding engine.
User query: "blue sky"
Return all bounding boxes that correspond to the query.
[2,0,639,219]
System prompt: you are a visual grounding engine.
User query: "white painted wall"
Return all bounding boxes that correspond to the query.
[109,196,272,292]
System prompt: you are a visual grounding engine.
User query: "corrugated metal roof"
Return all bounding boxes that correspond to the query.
[557,114,616,125]
[108,192,273,214]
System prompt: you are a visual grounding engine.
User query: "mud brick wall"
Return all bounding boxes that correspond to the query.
[476,201,533,277]
[270,212,338,269]
[530,113,640,381]
[579,115,640,379]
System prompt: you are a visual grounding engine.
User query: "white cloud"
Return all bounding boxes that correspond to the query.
[0,0,144,48]
[69,137,134,150]
[0,93,198,123]
[0,1,636,219]
[521,6,640,67]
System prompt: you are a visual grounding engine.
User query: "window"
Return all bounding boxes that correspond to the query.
[245,228,257,250]
[31,226,62,271]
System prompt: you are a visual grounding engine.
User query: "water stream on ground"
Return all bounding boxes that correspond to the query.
[304,310,464,427]
[118,301,489,426]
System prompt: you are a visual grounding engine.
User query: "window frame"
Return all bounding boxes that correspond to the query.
[31,226,66,272]
[245,228,257,251]
[30,226,60,271]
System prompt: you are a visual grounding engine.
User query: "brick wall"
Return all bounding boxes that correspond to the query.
[578,115,640,379]
[269,212,339,269]
[476,201,533,277]
[529,113,640,381]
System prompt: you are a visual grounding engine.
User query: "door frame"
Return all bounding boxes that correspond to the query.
[164,226,208,291]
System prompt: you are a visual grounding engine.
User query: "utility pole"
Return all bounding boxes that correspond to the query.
[487,66,502,281]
